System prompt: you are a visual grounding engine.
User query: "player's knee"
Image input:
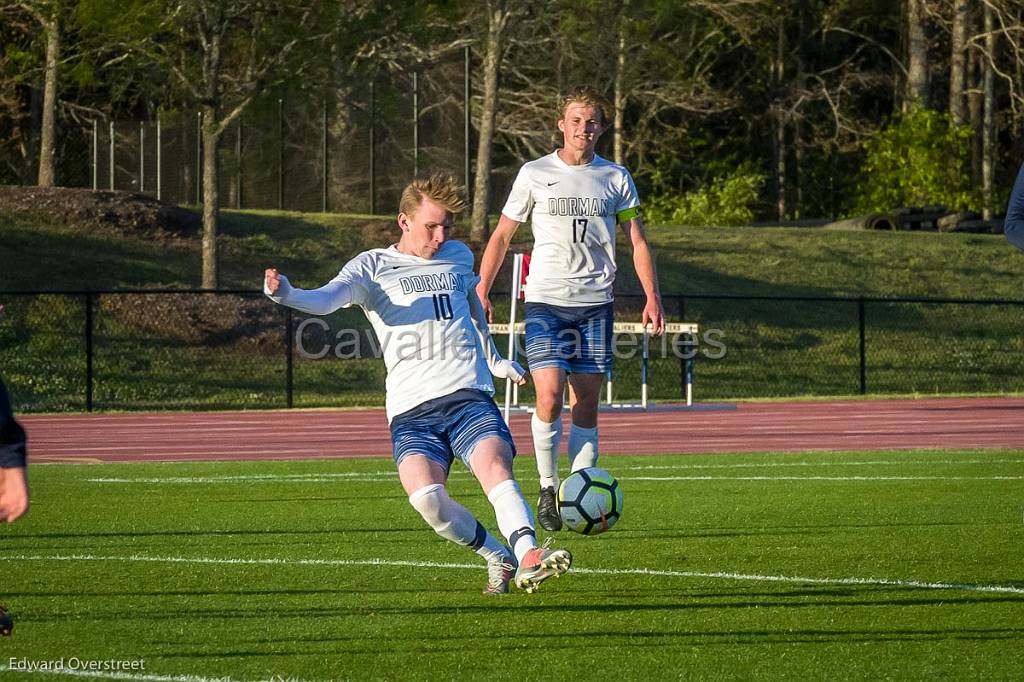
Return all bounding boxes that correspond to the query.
[571,402,599,428]
[534,391,563,419]
[408,482,450,527]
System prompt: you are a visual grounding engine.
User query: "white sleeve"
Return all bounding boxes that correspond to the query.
[616,169,641,214]
[501,165,534,223]
[264,257,372,315]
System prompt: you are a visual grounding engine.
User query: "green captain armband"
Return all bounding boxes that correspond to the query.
[616,206,641,224]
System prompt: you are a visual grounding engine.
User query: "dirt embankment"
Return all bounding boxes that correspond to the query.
[0,185,201,240]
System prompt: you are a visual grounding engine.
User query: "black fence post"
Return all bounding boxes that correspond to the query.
[278,97,285,211]
[858,297,867,394]
[286,307,294,408]
[412,70,419,178]
[369,80,376,215]
[464,45,471,196]
[85,292,94,412]
[322,98,328,213]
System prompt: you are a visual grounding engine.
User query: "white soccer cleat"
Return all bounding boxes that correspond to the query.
[514,539,572,593]
[483,557,516,595]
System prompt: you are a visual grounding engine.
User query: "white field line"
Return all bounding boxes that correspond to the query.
[86,472,1024,484]
[86,472,401,483]
[82,458,1024,484]
[2,553,1023,596]
[616,459,1024,470]
[627,475,1024,481]
[0,665,316,682]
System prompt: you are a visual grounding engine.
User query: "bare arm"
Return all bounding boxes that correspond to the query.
[621,216,666,335]
[264,268,354,315]
[0,376,28,523]
[475,215,522,322]
[466,285,526,385]
[0,467,29,523]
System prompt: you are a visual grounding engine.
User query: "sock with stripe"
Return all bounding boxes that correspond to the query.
[486,478,537,564]
[408,483,509,562]
[531,413,562,489]
[568,424,599,472]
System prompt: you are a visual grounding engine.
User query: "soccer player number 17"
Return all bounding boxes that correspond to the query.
[572,218,588,243]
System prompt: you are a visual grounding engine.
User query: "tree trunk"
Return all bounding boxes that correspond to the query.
[981,2,995,219]
[772,17,786,220]
[201,109,220,289]
[613,2,627,165]
[470,0,509,244]
[794,0,809,219]
[37,10,60,187]
[773,109,786,220]
[968,18,983,182]
[949,0,971,124]
[904,0,929,109]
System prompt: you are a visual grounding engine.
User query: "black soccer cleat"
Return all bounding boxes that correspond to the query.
[0,606,12,637]
[537,486,563,531]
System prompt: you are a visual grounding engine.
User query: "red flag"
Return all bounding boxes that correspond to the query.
[519,254,531,300]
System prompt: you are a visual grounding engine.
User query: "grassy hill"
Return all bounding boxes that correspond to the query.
[2,203,1023,412]
[2,205,1023,299]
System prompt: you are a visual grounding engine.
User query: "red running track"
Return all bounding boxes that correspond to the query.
[18,397,1024,464]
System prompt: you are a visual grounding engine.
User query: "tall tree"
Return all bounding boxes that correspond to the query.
[470,0,517,243]
[771,8,787,219]
[949,0,971,124]
[905,0,929,108]
[5,0,63,186]
[613,2,627,166]
[143,0,327,289]
[981,0,996,218]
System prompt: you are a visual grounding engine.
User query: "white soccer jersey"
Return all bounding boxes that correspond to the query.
[270,241,494,422]
[502,152,640,306]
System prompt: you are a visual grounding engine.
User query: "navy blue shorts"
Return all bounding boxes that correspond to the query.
[389,389,516,472]
[524,302,614,374]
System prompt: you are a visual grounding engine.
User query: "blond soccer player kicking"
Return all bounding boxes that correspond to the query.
[476,86,665,531]
[264,174,571,594]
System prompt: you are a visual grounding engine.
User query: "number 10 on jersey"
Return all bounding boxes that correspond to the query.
[432,293,453,320]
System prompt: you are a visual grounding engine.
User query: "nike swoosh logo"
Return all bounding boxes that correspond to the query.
[547,181,559,186]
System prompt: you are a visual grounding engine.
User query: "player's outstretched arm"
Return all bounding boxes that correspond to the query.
[0,377,29,523]
[466,286,527,385]
[621,216,666,335]
[0,467,29,523]
[263,268,354,315]
[1005,161,1024,252]
[475,215,522,323]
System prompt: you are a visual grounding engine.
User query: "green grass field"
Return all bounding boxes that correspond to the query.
[3,449,1023,680]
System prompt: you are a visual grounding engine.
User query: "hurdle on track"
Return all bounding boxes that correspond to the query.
[493,254,699,418]
[488,321,699,413]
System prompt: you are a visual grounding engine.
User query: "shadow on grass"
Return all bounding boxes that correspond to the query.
[17,527,425,541]
[24,593,1024,626]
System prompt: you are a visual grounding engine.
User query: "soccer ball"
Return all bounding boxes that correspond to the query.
[557,467,623,535]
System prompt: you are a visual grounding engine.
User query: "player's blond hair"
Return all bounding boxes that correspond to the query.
[558,86,611,126]
[399,173,467,217]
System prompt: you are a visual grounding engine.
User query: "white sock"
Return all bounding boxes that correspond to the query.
[486,479,537,563]
[408,484,508,562]
[568,424,599,472]
[531,413,562,489]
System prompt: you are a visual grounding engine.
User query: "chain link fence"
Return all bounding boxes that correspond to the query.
[2,290,1022,413]
[15,52,494,215]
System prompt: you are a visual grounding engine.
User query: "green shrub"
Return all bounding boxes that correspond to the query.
[850,108,975,214]
[646,169,766,226]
